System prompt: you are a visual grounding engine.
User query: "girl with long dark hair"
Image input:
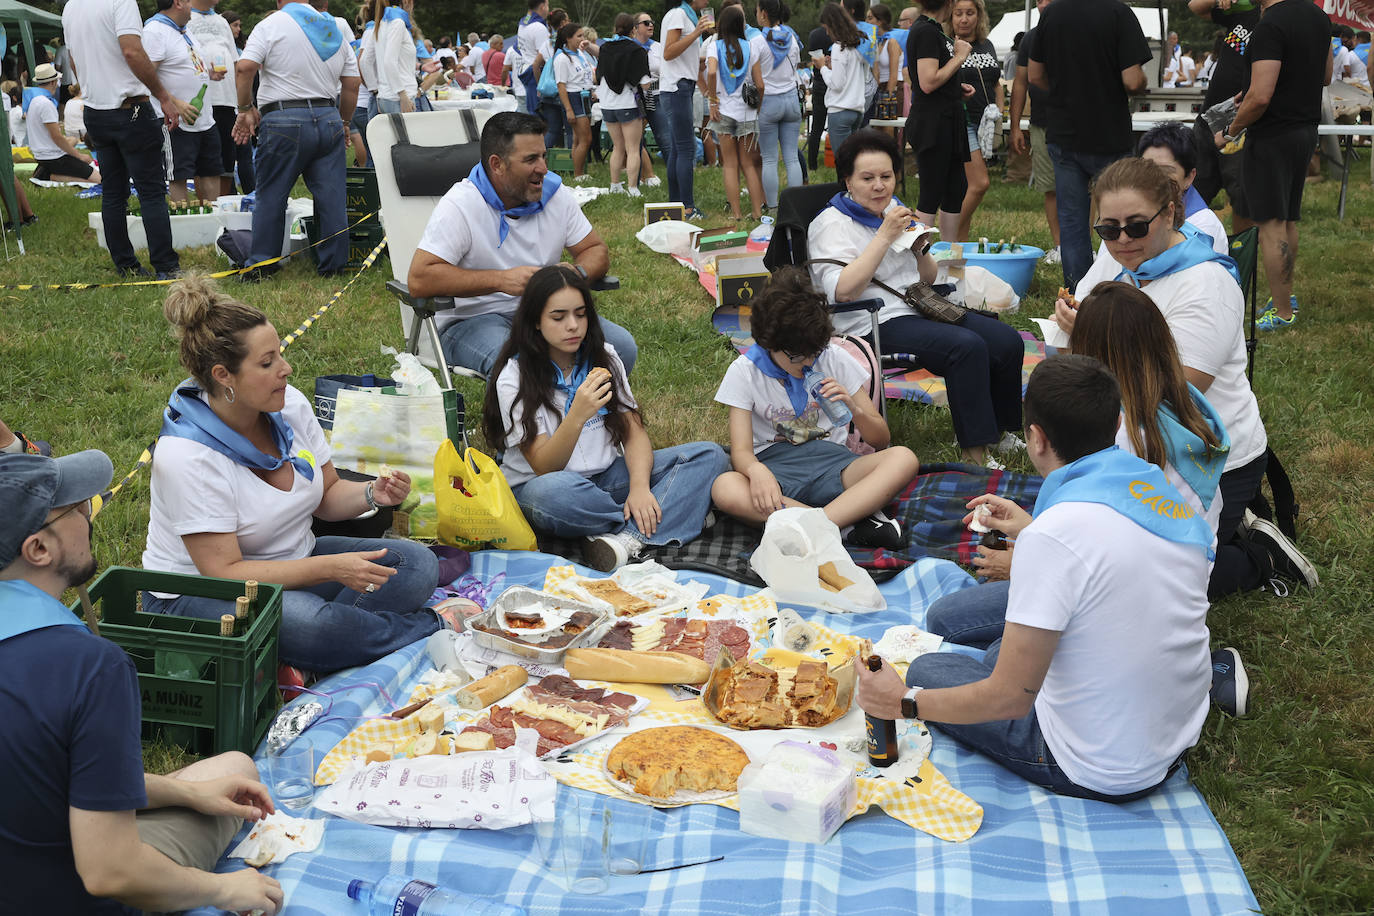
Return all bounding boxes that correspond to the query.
[705,5,765,222]
[550,22,596,179]
[481,266,728,571]
[818,2,864,153]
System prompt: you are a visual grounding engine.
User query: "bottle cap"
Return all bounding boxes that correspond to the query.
[346,879,365,900]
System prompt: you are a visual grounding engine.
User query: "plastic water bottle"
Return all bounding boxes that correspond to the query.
[749,214,775,244]
[803,365,852,427]
[346,875,527,916]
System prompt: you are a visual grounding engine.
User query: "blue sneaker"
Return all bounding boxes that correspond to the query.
[1263,295,1299,315]
[1256,308,1295,332]
[1210,647,1250,717]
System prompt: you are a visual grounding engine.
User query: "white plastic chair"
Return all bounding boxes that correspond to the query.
[367,108,490,388]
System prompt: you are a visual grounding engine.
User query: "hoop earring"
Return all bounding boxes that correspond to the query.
[224,385,235,404]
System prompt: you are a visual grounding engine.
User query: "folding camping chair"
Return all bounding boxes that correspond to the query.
[1227,227,1259,381]
[762,182,926,383]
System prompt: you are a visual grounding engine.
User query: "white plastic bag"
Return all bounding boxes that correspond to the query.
[634,219,697,256]
[749,507,886,613]
[315,750,556,829]
[382,345,443,396]
[960,265,1020,313]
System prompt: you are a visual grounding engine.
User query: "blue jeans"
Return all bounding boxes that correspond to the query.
[1046,143,1128,290]
[366,96,403,122]
[661,79,699,209]
[758,91,803,209]
[876,311,1025,449]
[512,441,729,545]
[440,312,639,378]
[911,583,1176,803]
[83,103,178,273]
[826,108,862,159]
[643,97,671,164]
[141,536,441,673]
[541,98,572,149]
[251,106,348,272]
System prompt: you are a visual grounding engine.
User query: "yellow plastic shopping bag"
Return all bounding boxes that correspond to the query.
[434,440,538,551]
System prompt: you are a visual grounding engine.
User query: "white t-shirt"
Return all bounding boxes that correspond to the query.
[24,95,62,161]
[1185,208,1228,256]
[241,6,360,107]
[413,178,594,326]
[598,69,643,111]
[62,0,150,111]
[714,343,867,453]
[64,97,87,137]
[496,344,637,486]
[142,386,332,581]
[1336,45,1369,83]
[376,16,416,101]
[647,39,663,80]
[1076,254,1267,471]
[1005,500,1212,796]
[704,35,766,122]
[436,47,458,67]
[144,17,216,133]
[759,27,800,96]
[553,49,595,92]
[808,202,932,334]
[517,18,549,76]
[185,7,238,107]
[659,6,701,88]
[7,105,25,147]
[358,24,379,89]
[821,44,864,112]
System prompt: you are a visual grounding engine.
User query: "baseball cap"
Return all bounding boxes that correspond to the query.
[0,450,113,569]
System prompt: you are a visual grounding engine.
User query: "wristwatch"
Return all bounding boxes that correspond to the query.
[574,264,588,280]
[363,481,379,511]
[236,103,255,113]
[900,686,923,720]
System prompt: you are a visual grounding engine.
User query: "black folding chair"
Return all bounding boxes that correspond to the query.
[1227,227,1259,381]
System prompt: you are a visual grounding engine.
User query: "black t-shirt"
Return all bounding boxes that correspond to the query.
[1017,26,1049,127]
[1244,0,1332,137]
[960,38,1000,128]
[1202,5,1261,108]
[1028,0,1152,154]
[907,16,961,111]
[809,26,830,90]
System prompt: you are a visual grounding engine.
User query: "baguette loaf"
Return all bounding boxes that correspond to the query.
[455,665,528,710]
[564,647,710,685]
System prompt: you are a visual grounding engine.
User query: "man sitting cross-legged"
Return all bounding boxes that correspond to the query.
[406,110,637,378]
[857,354,1216,803]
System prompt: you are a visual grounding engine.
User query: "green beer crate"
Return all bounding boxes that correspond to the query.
[301,216,388,270]
[69,567,283,756]
[345,167,380,218]
[547,147,574,172]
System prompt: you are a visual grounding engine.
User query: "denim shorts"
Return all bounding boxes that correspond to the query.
[966,123,980,157]
[757,438,858,508]
[709,112,758,138]
[564,91,588,118]
[603,106,641,124]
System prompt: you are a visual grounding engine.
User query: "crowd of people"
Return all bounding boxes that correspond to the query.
[0,0,1349,910]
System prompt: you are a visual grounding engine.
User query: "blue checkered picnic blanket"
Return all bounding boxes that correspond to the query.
[190,550,1258,916]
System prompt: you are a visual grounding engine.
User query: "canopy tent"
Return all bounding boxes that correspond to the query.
[989,4,1168,58]
[0,0,64,77]
[1319,0,1374,30]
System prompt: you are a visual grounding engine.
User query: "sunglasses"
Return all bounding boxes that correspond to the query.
[781,349,820,364]
[1092,202,1168,242]
[636,19,653,26]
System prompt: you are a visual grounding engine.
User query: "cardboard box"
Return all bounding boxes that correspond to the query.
[692,226,750,253]
[644,202,686,225]
[714,252,770,307]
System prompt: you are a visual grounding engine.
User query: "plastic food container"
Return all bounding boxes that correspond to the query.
[930,241,1046,297]
[468,586,608,664]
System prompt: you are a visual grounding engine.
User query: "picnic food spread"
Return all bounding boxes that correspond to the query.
[708,655,848,729]
[605,725,751,799]
[596,617,752,664]
[461,674,638,757]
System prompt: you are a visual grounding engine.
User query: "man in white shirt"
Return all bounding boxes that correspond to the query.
[406,111,631,378]
[516,0,551,111]
[145,0,224,206]
[434,35,458,69]
[858,355,1220,801]
[185,0,240,196]
[63,0,199,279]
[1335,25,1370,86]
[232,0,360,279]
[25,64,101,185]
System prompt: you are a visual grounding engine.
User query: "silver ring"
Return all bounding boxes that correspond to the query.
[365,583,377,593]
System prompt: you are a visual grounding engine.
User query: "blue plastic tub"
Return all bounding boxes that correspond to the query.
[930,242,1045,298]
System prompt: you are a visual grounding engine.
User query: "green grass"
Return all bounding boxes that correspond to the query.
[4,156,1373,915]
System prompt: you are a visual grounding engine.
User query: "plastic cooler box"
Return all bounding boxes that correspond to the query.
[930,241,1046,298]
[70,567,282,755]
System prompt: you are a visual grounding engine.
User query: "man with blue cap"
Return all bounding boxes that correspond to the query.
[0,450,283,914]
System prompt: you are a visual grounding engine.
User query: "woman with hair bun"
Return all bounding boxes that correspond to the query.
[141,277,450,676]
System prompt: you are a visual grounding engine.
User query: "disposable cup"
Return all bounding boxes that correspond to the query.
[269,743,315,811]
[534,790,609,894]
[606,803,657,876]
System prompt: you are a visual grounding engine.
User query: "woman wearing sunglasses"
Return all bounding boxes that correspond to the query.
[1055,157,1312,600]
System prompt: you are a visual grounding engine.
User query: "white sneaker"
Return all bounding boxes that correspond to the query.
[573,174,591,183]
[583,530,645,572]
[609,182,626,194]
[992,432,1026,455]
[627,186,642,198]
[643,176,662,187]
[1044,246,1061,265]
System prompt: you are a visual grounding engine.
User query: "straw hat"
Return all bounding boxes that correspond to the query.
[33,63,62,84]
